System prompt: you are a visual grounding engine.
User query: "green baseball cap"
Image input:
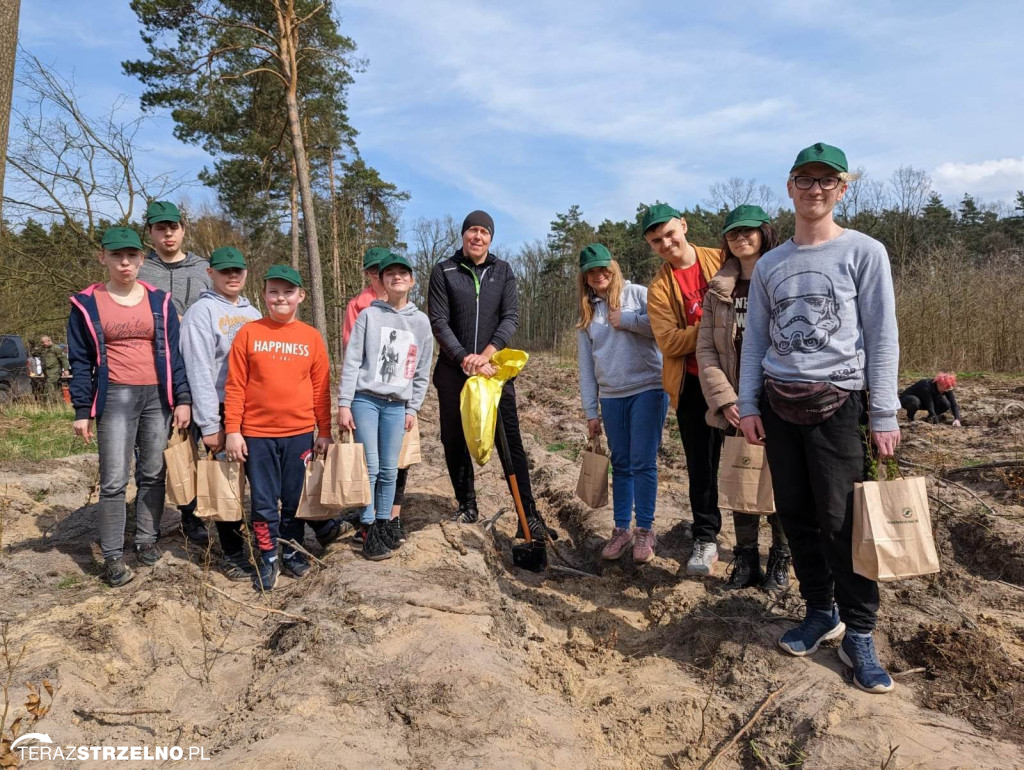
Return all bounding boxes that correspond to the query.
[145,200,181,225]
[264,264,302,287]
[101,227,144,251]
[790,142,848,174]
[363,247,390,270]
[723,205,771,234]
[209,246,247,270]
[377,252,413,274]
[579,243,613,272]
[641,203,683,234]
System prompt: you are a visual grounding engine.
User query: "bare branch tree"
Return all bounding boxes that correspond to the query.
[4,51,190,246]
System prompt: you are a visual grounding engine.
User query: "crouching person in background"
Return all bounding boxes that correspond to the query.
[68,227,192,587]
[224,265,337,592]
[338,253,433,561]
[899,372,962,426]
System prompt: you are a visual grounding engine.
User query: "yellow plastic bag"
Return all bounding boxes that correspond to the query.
[460,349,529,466]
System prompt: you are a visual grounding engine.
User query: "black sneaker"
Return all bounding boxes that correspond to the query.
[105,556,134,587]
[377,519,401,551]
[453,500,479,524]
[252,550,280,592]
[724,547,763,590]
[180,511,210,545]
[135,542,160,567]
[362,520,394,561]
[391,517,407,544]
[762,546,792,593]
[220,551,254,582]
[315,518,345,549]
[281,550,311,578]
[516,512,559,542]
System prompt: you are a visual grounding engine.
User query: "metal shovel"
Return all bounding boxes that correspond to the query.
[495,417,547,572]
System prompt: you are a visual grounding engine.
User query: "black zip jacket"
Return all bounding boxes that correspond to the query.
[428,249,519,368]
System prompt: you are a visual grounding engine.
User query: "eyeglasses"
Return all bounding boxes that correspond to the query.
[725,228,760,242]
[792,175,841,191]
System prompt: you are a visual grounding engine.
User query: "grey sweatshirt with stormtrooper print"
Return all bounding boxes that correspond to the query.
[736,229,901,431]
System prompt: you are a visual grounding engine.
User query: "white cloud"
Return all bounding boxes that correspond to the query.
[932,158,1024,201]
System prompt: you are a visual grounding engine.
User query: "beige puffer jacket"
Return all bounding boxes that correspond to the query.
[695,257,745,429]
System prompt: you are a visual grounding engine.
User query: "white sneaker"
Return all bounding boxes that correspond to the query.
[686,540,719,576]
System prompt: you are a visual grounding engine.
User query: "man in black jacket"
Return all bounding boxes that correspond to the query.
[428,210,554,539]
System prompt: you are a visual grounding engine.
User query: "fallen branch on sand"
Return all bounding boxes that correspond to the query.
[702,683,790,769]
[935,477,996,515]
[74,707,170,717]
[995,579,1024,594]
[892,667,926,677]
[944,460,1024,477]
[405,598,493,617]
[203,582,311,623]
[549,564,599,579]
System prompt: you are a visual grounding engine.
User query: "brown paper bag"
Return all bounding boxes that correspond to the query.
[296,456,337,520]
[163,429,198,506]
[718,435,775,514]
[853,476,939,582]
[195,458,245,522]
[398,417,422,469]
[321,432,372,508]
[576,436,610,508]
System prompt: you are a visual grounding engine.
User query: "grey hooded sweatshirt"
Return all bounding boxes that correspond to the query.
[577,281,663,420]
[338,300,434,416]
[180,290,262,436]
[138,250,213,317]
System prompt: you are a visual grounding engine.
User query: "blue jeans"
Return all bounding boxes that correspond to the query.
[600,389,668,530]
[96,385,171,559]
[351,392,406,524]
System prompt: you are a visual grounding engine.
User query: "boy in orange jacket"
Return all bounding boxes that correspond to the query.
[224,265,335,591]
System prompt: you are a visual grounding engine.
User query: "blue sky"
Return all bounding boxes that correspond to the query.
[14,0,1024,249]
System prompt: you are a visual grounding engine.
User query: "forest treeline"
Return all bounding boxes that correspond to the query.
[1,0,1022,375]
[5,175,1024,375]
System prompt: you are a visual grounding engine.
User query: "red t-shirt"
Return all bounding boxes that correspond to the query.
[672,262,708,376]
[94,286,158,385]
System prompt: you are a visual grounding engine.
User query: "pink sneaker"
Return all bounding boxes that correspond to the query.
[601,527,633,560]
[633,527,656,563]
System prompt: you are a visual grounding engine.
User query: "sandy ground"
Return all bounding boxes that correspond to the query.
[1,357,1023,769]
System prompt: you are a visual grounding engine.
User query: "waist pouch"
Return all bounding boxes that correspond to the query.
[765,378,851,426]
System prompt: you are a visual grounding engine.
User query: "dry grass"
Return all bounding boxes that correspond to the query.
[896,248,1024,373]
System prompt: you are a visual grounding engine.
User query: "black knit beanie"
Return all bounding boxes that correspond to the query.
[461,210,495,237]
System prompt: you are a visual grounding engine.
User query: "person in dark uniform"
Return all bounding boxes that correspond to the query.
[37,336,69,401]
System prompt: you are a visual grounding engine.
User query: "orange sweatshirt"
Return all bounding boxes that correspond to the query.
[224,318,332,438]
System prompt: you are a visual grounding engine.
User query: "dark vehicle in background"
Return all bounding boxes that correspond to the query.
[0,334,33,404]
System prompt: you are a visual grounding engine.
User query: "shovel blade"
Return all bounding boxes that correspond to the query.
[512,541,547,573]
